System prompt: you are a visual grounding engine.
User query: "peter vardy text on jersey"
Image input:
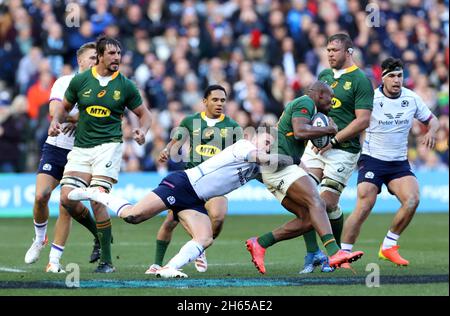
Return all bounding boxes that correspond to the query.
[378,119,409,125]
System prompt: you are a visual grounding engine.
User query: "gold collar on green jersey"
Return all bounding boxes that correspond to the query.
[91,66,120,81]
[332,64,359,79]
[201,111,225,122]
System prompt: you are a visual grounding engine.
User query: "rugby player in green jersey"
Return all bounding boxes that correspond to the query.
[48,36,152,273]
[145,84,243,275]
[246,81,365,274]
[299,33,374,273]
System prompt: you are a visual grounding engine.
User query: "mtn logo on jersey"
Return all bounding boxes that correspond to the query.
[331,97,342,109]
[86,105,111,118]
[195,144,221,157]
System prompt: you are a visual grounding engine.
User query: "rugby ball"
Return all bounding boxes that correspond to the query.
[311,112,331,148]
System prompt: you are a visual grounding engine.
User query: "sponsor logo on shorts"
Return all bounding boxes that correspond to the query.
[43,163,52,171]
[167,196,176,205]
[365,171,375,179]
[105,161,112,168]
[337,167,345,173]
[86,105,111,118]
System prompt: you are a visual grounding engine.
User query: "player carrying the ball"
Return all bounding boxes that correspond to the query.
[246,81,365,274]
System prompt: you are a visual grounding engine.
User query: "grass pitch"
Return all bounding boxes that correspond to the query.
[0,213,448,296]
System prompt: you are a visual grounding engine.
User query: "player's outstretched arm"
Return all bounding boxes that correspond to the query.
[48,98,73,136]
[249,150,296,172]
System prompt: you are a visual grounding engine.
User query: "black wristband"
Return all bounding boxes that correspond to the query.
[330,137,339,147]
[293,156,300,165]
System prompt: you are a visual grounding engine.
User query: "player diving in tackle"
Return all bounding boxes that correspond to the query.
[146,84,242,275]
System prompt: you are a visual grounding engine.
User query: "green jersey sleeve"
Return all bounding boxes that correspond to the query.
[64,74,81,105]
[291,98,315,120]
[354,76,374,110]
[173,117,190,141]
[125,80,143,111]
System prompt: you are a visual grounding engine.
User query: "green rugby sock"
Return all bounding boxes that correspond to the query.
[73,206,98,239]
[330,214,344,247]
[303,230,320,253]
[257,232,276,249]
[155,239,170,266]
[320,234,340,256]
[96,219,113,264]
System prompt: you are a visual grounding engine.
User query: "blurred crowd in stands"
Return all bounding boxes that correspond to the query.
[0,0,448,174]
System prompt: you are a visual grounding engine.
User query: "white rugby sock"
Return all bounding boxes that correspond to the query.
[90,191,131,217]
[49,243,64,264]
[382,230,400,250]
[166,240,204,270]
[341,243,353,252]
[34,220,48,243]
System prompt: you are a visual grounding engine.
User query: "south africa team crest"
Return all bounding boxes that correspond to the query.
[220,128,228,138]
[343,81,352,90]
[113,90,121,101]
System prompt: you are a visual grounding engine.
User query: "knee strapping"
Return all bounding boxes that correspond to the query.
[90,177,113,193]
[320,177,345,195]
[60,176,88,189]
[327,204,343,220]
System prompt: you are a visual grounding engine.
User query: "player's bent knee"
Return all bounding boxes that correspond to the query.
[404,195,419,212]
[34,191,52,205]
[196,236,214,248]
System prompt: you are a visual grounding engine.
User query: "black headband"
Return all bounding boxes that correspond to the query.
[382,66,403,78]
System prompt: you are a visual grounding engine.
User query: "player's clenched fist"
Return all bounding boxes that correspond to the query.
[133,128,146,145]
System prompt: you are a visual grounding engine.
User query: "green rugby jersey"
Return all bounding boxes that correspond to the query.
[173,112,243,168]
[65,66,142,148]
[318,65,373,153]
[276,95,317,159]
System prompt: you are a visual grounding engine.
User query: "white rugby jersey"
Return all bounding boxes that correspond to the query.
[45,74,79,150]
[362,86,432,161]
[185,139,260,201]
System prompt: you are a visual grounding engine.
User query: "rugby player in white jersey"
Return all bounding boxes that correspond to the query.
[340,57,439,266]
[68,126,361,278]
[24,42,106,272]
